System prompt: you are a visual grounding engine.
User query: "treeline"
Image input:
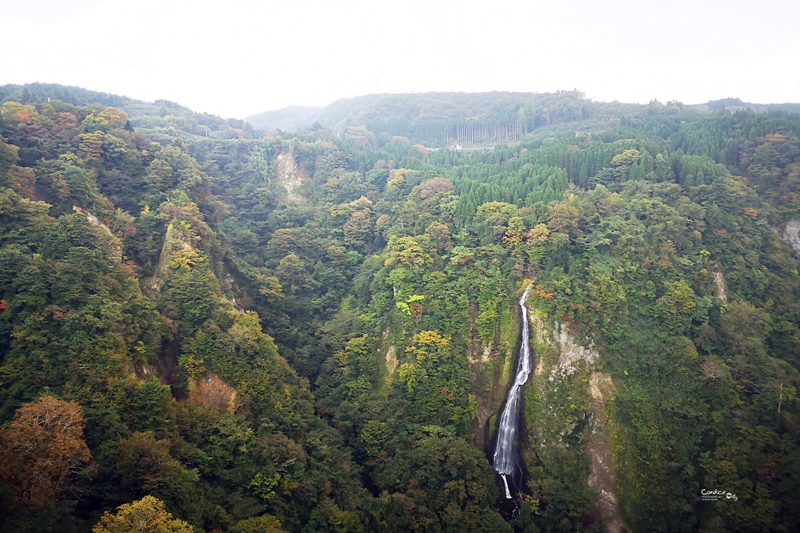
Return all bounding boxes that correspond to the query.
[0,83,258,144]
[248,90,627,146]
[362,116,524,147]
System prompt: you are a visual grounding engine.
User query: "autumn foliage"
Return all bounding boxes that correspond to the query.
[93,495,193,533]
[0,396,91,507]
[188,372,238,412]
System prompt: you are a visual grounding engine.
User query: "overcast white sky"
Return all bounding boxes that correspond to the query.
[2,0,798,119]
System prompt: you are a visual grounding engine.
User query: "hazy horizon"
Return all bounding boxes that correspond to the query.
[3,0,799,120]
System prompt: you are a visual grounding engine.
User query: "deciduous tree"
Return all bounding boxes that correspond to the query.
[92,495,193,533]
[0,396,91,507]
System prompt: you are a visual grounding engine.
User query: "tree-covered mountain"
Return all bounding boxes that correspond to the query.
[0,83,259,144]
[247,91,800,148]
[248,91,602,145]
[1,83,800,532]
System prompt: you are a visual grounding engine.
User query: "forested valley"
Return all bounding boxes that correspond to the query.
[1,84,800,532]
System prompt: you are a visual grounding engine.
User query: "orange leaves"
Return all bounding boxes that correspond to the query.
[0,396,91,507]
[409,303,425,319]
[13,109,33,124]
[525,283,554,300]
[1,102,35,126]
[766,133,788,144]
[189,373,237,413]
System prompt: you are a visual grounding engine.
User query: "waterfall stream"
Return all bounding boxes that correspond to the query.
[493,283,534,499]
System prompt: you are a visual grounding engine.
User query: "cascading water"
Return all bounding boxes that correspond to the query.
[493,283,534,499]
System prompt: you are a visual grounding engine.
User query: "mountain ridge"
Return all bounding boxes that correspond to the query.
[246,90,800,146]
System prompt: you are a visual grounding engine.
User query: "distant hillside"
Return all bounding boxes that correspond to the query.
[247,105,323,131]
[0,83,258,143]
[700,97,800,114]
[248,92,800,147]
[0,82,134,109]
[247,91,648,147]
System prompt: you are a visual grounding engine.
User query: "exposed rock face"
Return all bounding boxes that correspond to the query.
[382,326,398,388]
[384,345,397,378]
[276,152,304,203]
[144,222,191,295]
[550,322,599,378]
[529,312,627,533]
[781,220,800,257]
[586,371,625,533]
[530,314,598,378]
[713,262,728,302]
[73,205,122,262]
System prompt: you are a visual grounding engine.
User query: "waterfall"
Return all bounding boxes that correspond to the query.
[493,283,534,499]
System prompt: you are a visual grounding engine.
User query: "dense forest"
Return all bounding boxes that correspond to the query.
[246,91,800,148]
[1,83,800,532]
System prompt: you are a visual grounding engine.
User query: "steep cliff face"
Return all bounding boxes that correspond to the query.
[586,371,625,533]
[145,221,192,295]
[275,152,305,203]
[781,220,800,257]
[379,293,520,454]
[712,262,728,302]
[524,311,626,532]
[475,300,520,453]
[72,205,122,261]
